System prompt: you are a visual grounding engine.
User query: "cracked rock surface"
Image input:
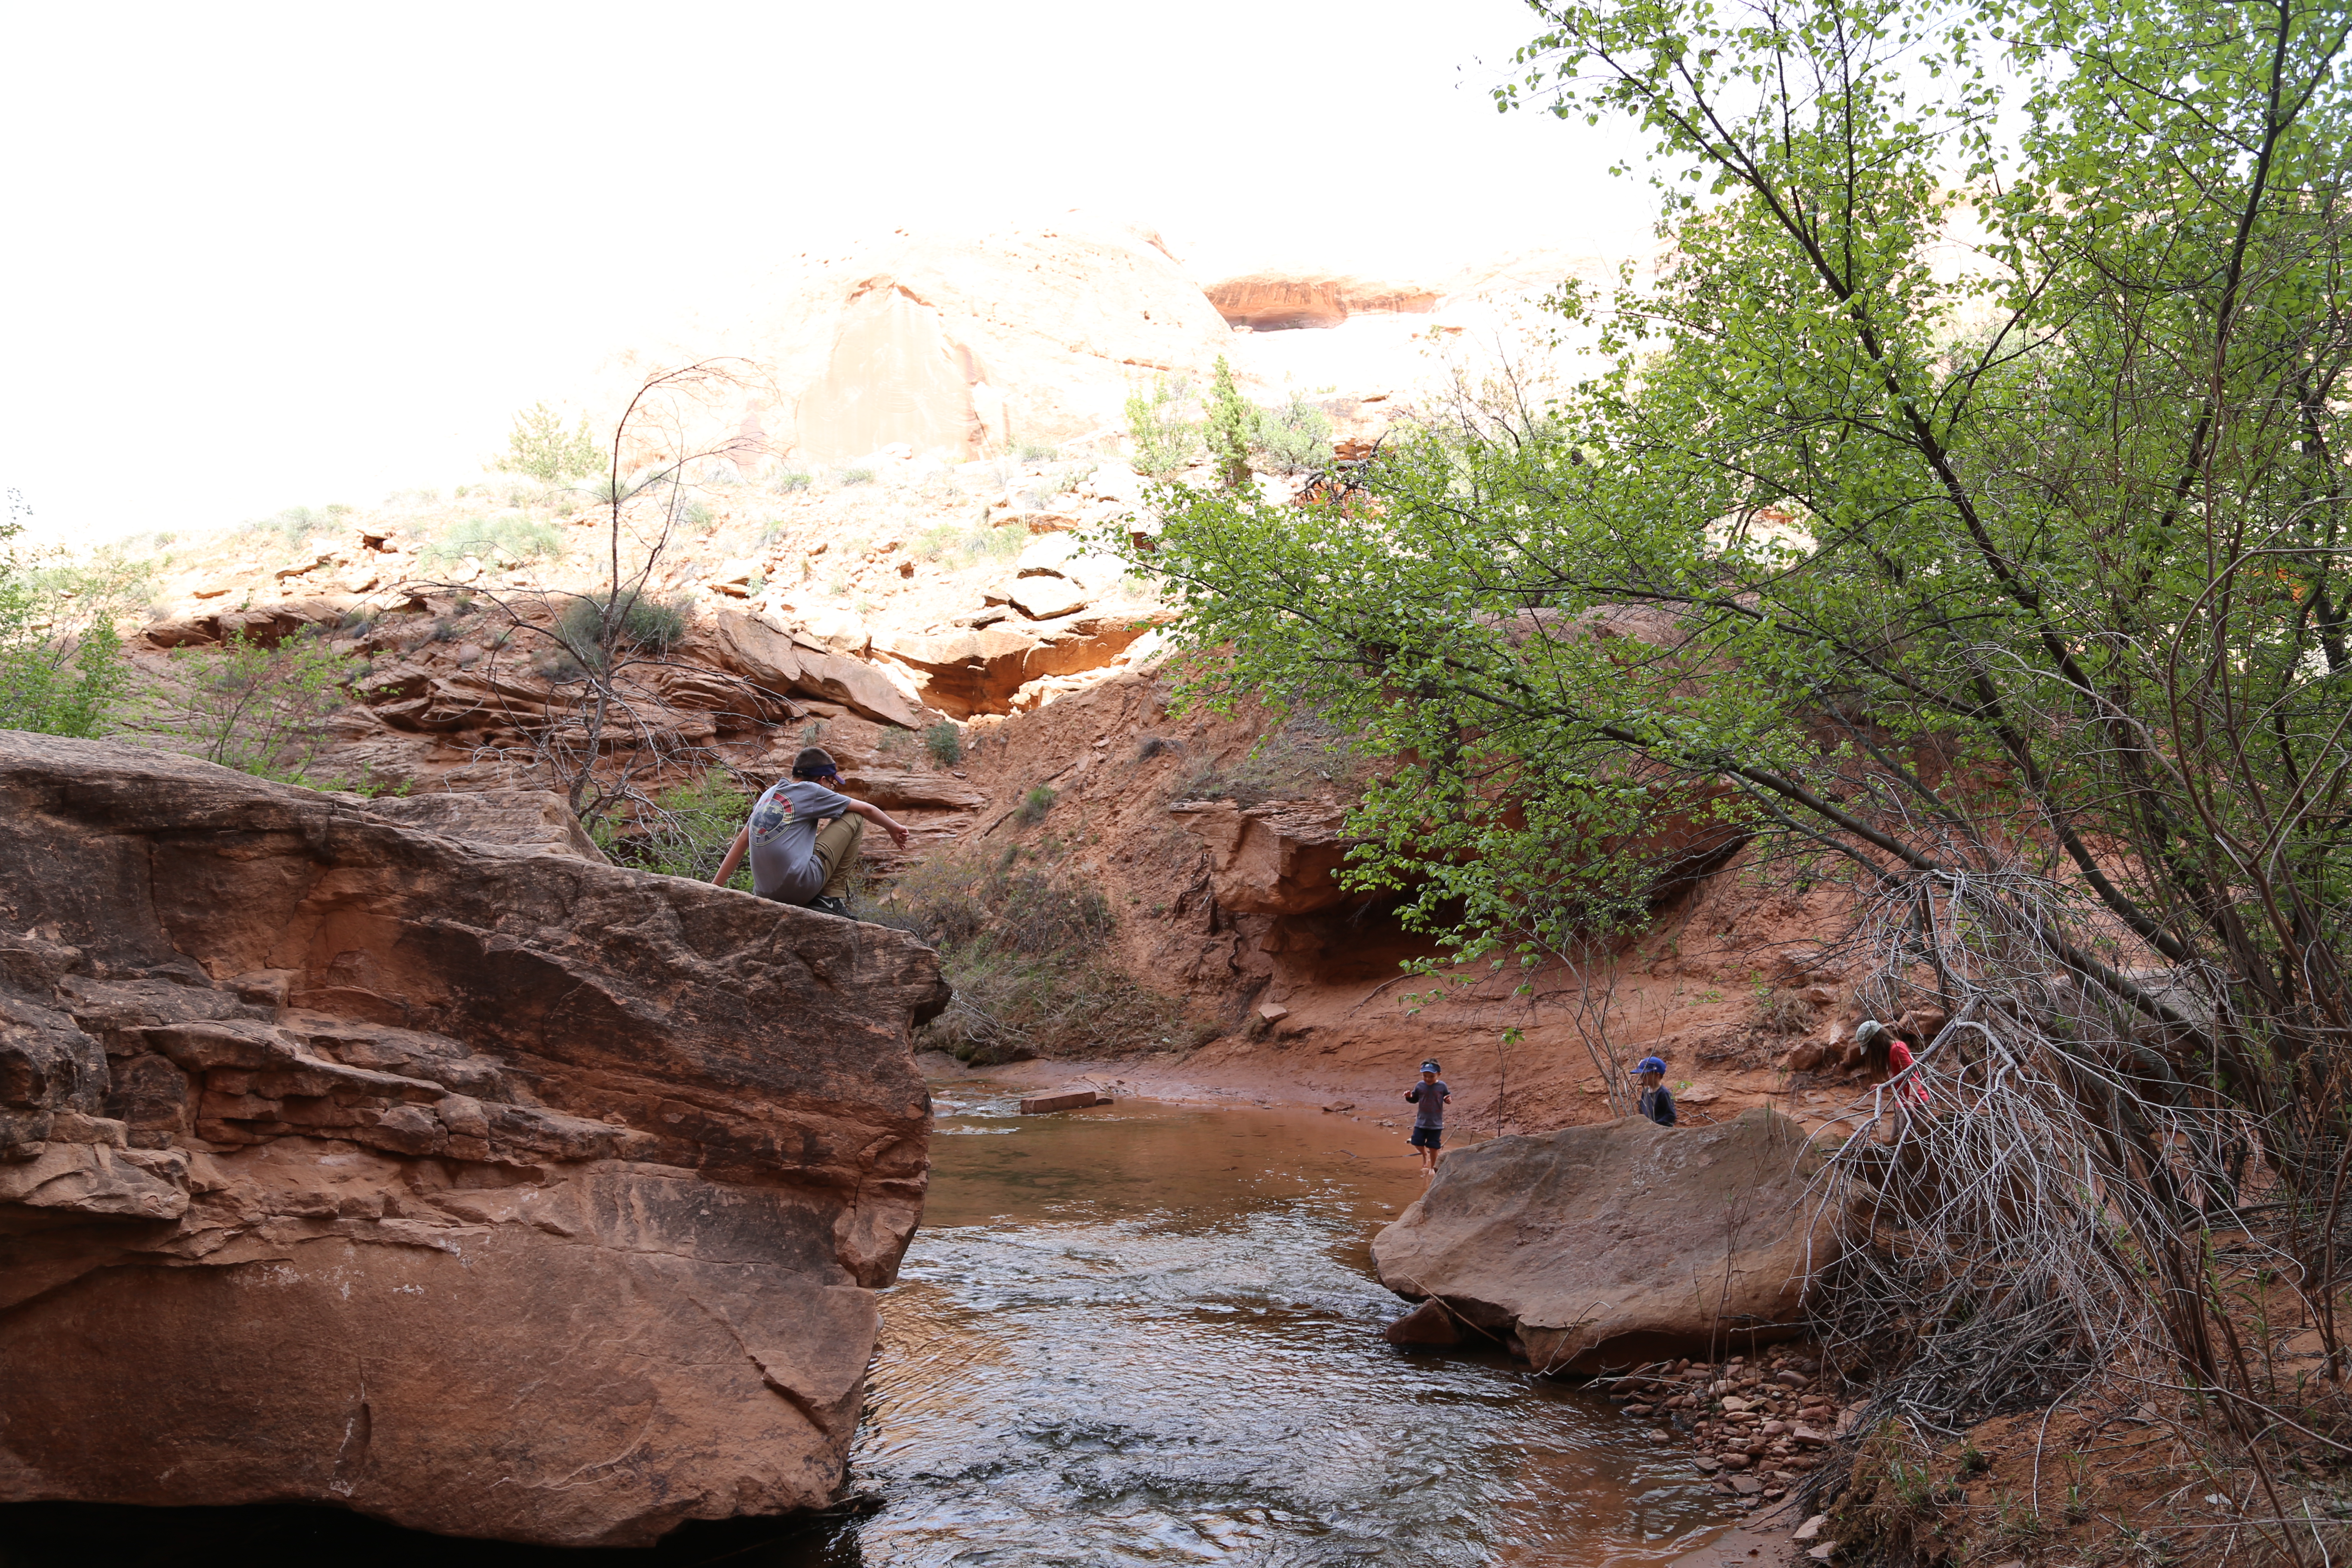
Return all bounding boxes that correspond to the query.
[0,733,949,1546]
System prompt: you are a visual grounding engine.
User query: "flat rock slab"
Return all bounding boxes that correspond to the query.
[1020,1088,1111,1114]
[1370,1107,1841,1372]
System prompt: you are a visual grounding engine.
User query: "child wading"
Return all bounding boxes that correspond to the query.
[1633,1057,1676,1126]
[1405,1060,1450,1176]
[713,746,910,916]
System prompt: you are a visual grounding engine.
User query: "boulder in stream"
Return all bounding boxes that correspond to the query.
[0,734,950,1546]
[1371,1108,1838,1372]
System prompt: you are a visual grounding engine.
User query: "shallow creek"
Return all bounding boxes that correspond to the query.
[805,1081,1731,1566]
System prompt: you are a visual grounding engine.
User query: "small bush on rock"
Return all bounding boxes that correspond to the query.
[555,591,689,664]
[924,721,963,766]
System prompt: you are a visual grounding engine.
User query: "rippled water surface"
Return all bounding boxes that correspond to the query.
[815,1082,1730,1567]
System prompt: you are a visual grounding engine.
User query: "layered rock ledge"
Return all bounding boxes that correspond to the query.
[0,733,949,1546]
[1372,1109,1836,1372]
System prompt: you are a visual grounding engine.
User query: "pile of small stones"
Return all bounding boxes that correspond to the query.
[1605,1347,1847,1507]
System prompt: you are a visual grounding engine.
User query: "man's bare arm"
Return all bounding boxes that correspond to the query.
[712,825,750,886]
[845,798,910,849]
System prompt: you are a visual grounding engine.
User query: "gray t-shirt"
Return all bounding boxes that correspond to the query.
[1406,1079,1449,1128]
[746,778,856,903]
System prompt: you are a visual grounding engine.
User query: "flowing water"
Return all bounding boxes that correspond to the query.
[803,1081,1733,1567]
[0,1084,1735,1568]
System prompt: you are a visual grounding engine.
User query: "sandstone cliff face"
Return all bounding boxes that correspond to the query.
[0,734,949,1546]
[1371,1109,1837,1372]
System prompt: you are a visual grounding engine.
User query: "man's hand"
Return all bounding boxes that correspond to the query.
[883,820,910,849]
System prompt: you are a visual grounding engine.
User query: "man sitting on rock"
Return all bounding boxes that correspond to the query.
[712,746,909,917]
[1405,1060,1450,1176]
[1634,1057,1677,1126]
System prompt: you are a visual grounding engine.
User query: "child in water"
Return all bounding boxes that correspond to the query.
[1404,1060,1450,1176]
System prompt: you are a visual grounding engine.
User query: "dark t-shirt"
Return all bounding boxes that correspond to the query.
[1406,1079,1450,1129]
[1639,1085,1677,1127]
[746,778,856,903]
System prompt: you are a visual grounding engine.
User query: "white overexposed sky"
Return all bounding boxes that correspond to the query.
[0,1,1655,542]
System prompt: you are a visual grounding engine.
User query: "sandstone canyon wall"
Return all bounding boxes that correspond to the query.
[0,734,949,1546]
[705,215,1235,465]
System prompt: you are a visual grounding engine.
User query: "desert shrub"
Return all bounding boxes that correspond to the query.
[838,466,876,487]
[679,498,715,528]
[1202,356,1253,488]
[1125,375,1200,478]
[1757,991,1820,1035]
[0,503,144,738]
[1015,784,1056,825]
[1013,440,1057,463]
[770,469,812,493]
[1249,393,1335,475]
[418,514,564,570]
[244,504,352,550]
[555,591,689,663]
[861,852,1188,1063]
[166,628,368,787]
[924,721,963,766]
[916,516,1028,568]
[591,773,750,887]
[495,402,601,484]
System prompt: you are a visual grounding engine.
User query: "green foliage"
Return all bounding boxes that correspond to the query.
[924,721,963,766]
[555,591,689,665]
[0,511,142,738]
[1124,0,2352,1007]
[1013,439,1057,463]
[770,469,812,492]
[1125,375,1202,479]
[591,773,751,886]
[1015,784,1057,826]
[1201,356,1253,489]
[417,514,564,570]
[678,497,715,528]
[838,466,876,487]
[1247,392,1334,475]
[168,629,368,787]
[495,402,601,484]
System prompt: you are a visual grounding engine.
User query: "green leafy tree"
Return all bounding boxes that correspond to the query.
[495,402,602,484]
[0,499,140,738]
[169,629,369,787]
[1121,0,2352,1467]
[1200,356,1253,489]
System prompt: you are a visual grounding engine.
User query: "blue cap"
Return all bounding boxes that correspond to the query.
[1420,1060,1440,1073]
[1635,1057,1667,1074]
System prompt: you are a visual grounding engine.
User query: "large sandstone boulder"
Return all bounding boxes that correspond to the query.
[708,607,925,729]
[0,733,950,1546]
[1371,1109,1838,1372]
[1169,800,1354,915]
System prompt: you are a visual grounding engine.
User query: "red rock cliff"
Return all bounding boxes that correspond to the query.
[0,733,949,1546]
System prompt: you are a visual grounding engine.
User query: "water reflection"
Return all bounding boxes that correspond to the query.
[823,1084,1727,1566]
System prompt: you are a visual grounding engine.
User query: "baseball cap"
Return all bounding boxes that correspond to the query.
[1420,1060,1440,1073]
[1635,1057,1667,1074]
